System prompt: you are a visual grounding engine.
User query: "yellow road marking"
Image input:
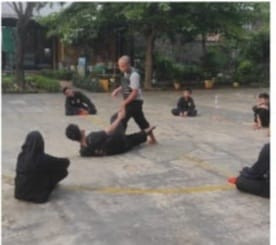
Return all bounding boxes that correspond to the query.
[3,174,234,195]
[65,184,234,195]
[179,154,235,178]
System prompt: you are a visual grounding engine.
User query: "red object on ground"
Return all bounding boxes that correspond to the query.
[228,177,237,184]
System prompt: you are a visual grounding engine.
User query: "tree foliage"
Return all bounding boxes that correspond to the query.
[8,2,48,88]
[39,2,269,86]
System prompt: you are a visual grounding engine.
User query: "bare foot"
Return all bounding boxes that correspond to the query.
[148,138,158,145]
[144,126,156,135]
[148,132,157,145]
[252,123,261,130]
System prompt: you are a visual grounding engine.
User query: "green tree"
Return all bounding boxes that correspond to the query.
[39,3,127,61]
[188,2,253,57]
[120,3,194,89]
[8,2,47,88]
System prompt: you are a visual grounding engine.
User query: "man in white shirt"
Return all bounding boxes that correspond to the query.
[111,55,157,144]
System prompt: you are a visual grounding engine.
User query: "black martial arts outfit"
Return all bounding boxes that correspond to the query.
[252,105,270,127]
[80,122,147,157]
[65,91,97,116]
[111,69,150,131]
[15,131,70,203]
[171,97,197,117]
[236,143,270,198]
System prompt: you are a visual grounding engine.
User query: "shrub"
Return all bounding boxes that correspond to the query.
[40,69,73,80]
[26,75,60,92]
[2,74,15,90]
[72,73,104,92]
[154,55,175,81]
[234,30,269,85]
[154,54,201,83]
[174,64,202,81]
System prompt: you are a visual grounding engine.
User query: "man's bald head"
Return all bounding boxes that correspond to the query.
[118,55,131,73]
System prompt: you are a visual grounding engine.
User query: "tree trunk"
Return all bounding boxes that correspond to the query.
[15,24,26,89]
[144,30,155,90]
[201,33,207,57]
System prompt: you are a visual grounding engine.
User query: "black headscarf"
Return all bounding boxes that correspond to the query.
[16,131,45,173]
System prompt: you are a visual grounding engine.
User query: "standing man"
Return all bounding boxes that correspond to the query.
[111,55,157,144]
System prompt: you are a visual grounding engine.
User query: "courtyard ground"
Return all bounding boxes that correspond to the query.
[2,88,269,245]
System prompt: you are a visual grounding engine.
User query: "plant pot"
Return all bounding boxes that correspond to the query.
[99,79,109,92]
[204,79,215,89]
[233,82,240,88]
[173,82,181,90]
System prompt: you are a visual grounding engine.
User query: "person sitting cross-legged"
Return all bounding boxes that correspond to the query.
[171,88,197,117]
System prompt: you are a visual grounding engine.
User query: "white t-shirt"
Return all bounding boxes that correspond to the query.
[124,68,143,100]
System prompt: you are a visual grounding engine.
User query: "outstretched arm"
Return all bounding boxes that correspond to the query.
[104,110,125,135]
[112,86,122,97]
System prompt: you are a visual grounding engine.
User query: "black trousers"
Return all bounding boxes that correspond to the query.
[253,107,269,127]
[236,176,269,198]
[125,131,147,150]
[236,143,270,198]
[111,100,150,131]
[104,131,147,155]
[49,170,68,191]
[171,108,197,117]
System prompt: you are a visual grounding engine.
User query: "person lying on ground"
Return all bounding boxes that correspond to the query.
[15,131,70,203]
[65,110,156,157]
[171,88,197,117]
[63,87,97,116]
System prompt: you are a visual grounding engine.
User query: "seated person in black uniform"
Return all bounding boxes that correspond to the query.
[65,110,156,157]
[230,143,270,198]
[63,87,97,116]
[252,92,269,129]
[14,131,70,203]
[171,88,197,117]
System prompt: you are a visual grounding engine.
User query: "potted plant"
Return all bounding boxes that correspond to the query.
[172,64,183,90]
[201,50,221,89]
[232,82,240,88]
[203,72,215,89]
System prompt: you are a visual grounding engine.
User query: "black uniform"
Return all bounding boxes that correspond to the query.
[111,69,150,131]
[252,105,270,127]
[236,143,270,198]
[65,91,97,115]
[80,124,147,157]
[172,97,197,116]
[15,131,70,203]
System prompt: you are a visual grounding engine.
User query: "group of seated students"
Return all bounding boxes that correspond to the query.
[14,84,270,203]
[171,89,270,131]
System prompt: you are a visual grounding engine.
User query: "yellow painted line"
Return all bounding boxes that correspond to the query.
[179,154,235,178]
[65,184,234,195]
[3,174,234,195]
